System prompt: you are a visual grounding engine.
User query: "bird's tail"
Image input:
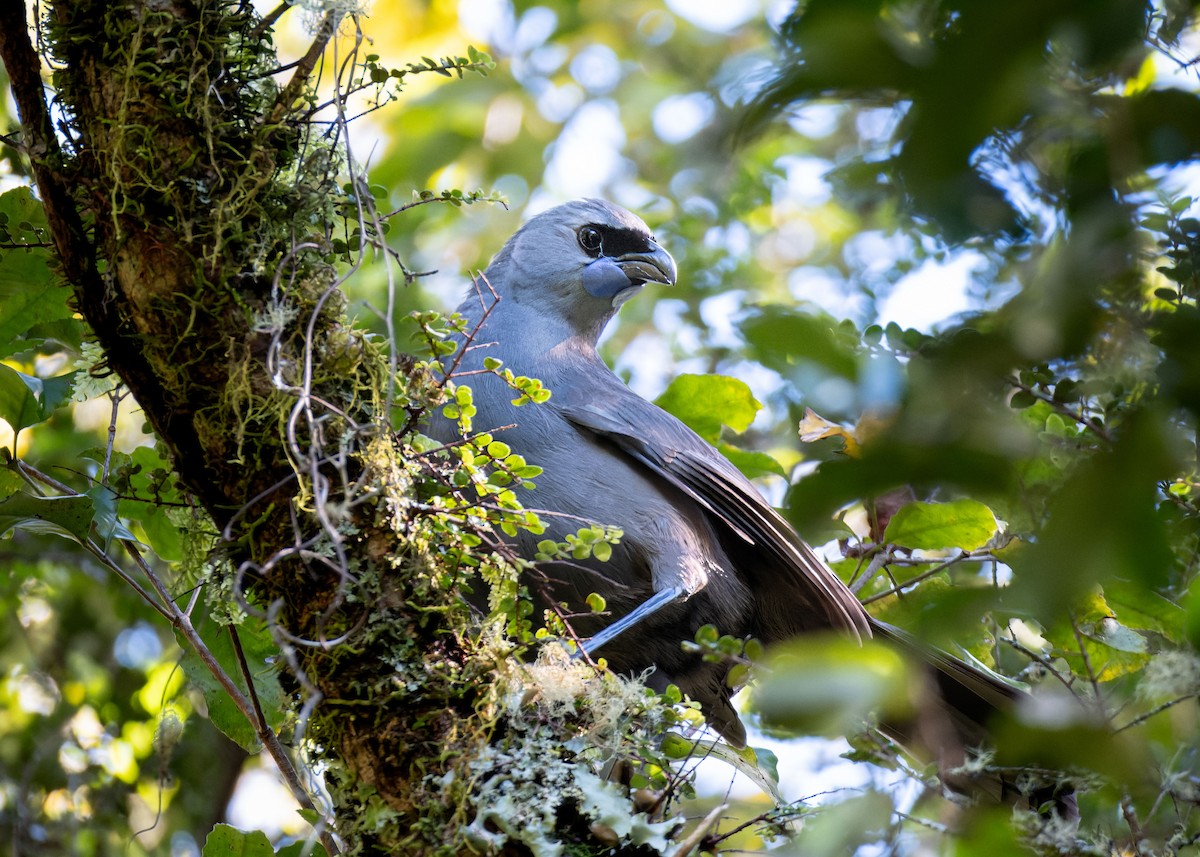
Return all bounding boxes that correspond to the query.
[868,618,1077,817]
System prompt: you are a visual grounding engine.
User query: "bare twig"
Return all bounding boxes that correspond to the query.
[440,272,502,383]
[248,1,290,44]
[101,386,125,486]
[1114,693,1199,733]
[1120,794,1146,855]
[1069,612,1106,709]
[849,548,889,594]
[228,625,271,739]
[669,803,729,857]
[1000,634,1078,696]
[861,550,992,605]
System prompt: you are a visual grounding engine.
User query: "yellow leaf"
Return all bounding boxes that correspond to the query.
[797,407,860,456]
[1124,54,1156,96]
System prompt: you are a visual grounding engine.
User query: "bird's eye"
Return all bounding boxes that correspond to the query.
[578,226,603,257]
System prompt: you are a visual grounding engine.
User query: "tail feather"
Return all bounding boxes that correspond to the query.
[869,618,1022,741]
[869,618,1077,819]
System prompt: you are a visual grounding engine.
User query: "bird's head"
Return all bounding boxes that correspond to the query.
[483,198,677,337]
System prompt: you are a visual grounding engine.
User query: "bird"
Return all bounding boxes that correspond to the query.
[426,198,1030,766]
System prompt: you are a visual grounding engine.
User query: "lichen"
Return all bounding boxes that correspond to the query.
[456,649,682,856]
[1138,648,1200,700]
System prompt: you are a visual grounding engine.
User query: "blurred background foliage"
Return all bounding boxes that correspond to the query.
[4,0,1200,853]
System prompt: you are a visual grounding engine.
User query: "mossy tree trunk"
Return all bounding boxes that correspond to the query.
[1,2,679,854]
[0,1,501,852]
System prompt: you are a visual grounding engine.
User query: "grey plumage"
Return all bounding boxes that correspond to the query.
[427,199,1013,752]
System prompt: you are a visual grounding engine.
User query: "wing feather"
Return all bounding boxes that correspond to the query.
[555,397,870,641]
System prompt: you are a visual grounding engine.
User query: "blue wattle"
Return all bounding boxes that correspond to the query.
[582,257,633,300]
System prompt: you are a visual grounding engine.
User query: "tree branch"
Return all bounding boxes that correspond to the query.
[267,10,339,126]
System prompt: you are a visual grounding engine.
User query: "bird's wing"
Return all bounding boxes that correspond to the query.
[552,386,870,641]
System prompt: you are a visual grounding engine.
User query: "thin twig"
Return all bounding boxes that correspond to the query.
[382,195,464,220]
[248,1,291,44]
[82,538,174,620]
[102,386,124,486]
[407,424,517,458]
[861,550,981,604]
[228,625,271,737]
[706,791,844,847]
[15,449,336,850]
[1008,377,1113,444]
[12,459,172,617]
[119,539,340,854]
[1069,612,1106,709]
[1114,693,1198,733]
[669,803,729,857]
[849,548,889,594]
[1000,635,1078,696]
[1120,794,1146,855]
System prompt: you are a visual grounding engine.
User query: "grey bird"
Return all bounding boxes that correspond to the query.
[428,198,1020,754]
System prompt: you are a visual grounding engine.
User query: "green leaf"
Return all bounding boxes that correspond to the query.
[129,502,185,562]
[686,739,784,803]
[1042,593,1151,681]
[882,499,998,551]
[0,365,74,433]
[23,317,84,352]
[178,619,286,752]
[1103,577,1184,639]
[1009,389,1037,409]
[86,484,139,547]
[126,444,183,504]
[0,188,76,359]
[716,441,787,478]
[0,491,95,543]
[0,468,23,497]
[739,306,859,379]
[1011,410,1176,619]
[654,374,762,443]
[659,732,693,759]
[201,824,275,857]
[752,637,912,737]
[694,624,719,645]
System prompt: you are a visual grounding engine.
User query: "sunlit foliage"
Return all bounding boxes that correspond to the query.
[3,0,1200,854]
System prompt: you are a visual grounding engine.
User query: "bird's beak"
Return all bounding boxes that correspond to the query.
[614,242,677,288]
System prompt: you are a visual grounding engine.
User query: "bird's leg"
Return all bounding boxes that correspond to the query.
[575,586,685,658]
